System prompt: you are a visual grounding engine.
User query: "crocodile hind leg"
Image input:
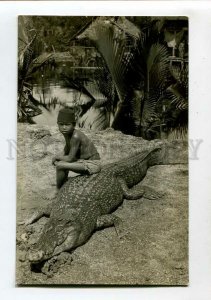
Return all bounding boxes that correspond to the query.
[19,203,53,226]
[118,178,163,200]
[96,214,125,238]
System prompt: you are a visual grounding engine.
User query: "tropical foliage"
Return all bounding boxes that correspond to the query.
[75,17,188,138]
[18,16,53,122]
[162,65,188,138]
[18,16,188,139]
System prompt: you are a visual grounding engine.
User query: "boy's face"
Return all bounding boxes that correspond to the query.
[58,122,75,135]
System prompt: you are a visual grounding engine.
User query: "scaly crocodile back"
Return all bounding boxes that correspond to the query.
[102,146,161,187]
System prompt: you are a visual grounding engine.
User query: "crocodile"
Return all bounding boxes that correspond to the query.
[25,146,166,264]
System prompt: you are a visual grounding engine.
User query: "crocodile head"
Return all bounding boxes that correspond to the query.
[28,216,80,264]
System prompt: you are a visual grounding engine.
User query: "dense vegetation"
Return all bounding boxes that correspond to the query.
[18,16,188,139]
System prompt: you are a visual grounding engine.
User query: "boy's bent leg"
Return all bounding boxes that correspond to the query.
[56,168,69,189]
[56,161,88,175]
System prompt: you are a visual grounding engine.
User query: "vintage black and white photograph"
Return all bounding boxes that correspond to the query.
[16,16,188,285]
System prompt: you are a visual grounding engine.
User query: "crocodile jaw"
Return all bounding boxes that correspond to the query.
[28,225,81,263]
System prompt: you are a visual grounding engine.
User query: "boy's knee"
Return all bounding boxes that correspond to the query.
[56,164,69,172]
[56,165,59,171]
[56,168,68,178]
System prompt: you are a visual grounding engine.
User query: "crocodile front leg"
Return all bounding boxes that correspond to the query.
[118,178,163,200]
[20,198,59,226]
[19,204,52,226]
[96,214,125,238]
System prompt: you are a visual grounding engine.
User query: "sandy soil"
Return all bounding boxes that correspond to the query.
[16,124,188,286]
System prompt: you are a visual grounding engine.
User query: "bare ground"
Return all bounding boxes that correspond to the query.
[16,124,188,286]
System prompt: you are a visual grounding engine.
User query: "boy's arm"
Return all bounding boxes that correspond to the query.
[52,149,66,165]
[54,135,80,163]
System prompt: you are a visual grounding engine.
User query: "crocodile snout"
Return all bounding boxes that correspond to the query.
[28,250,45,263]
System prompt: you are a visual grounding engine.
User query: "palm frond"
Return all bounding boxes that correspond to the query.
[27,52,54,77]
[140,43,170,126]
[147,44,168,73]
[170,65,181,82]
[93,61,117,112]
[77,107,108,130]
[82,21,133,120]
[141,96,159,126]
[18,33,37,83]
[166,66,188,111]
[18,18,54,122]
[95,25,131,102]
[166,85,188,110]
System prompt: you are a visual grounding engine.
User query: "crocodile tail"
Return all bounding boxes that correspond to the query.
[148,141,188,166]
[147,146,164,167]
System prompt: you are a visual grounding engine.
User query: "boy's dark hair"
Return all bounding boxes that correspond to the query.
[57,107,75,124]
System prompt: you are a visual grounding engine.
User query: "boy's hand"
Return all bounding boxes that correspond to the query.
[52,155,59,166]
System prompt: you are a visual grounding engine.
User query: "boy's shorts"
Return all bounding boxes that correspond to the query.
[77,159,101,175]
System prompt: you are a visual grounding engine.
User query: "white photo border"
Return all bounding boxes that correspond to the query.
[0,1,211,299]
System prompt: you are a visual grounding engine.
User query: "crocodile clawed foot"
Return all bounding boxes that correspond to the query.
[116,227,130,240]
[113,217,129,240]
[41,252,73,276]
[142,187,164,200]
[144,192,163,200]
[96,214,127,239]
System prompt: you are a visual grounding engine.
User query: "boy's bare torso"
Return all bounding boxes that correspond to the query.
[64,129,100,160]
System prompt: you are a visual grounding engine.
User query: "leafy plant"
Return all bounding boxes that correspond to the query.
[130,36,171,137]
[80,17,188,139]
[77,18,137,132]
[18,16,53,122]
[82,18,173,136]
[162,65,188,138]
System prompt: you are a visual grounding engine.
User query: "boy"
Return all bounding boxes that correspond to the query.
[52,107,101,189]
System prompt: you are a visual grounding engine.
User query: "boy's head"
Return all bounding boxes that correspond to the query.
[57,107,76,135]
